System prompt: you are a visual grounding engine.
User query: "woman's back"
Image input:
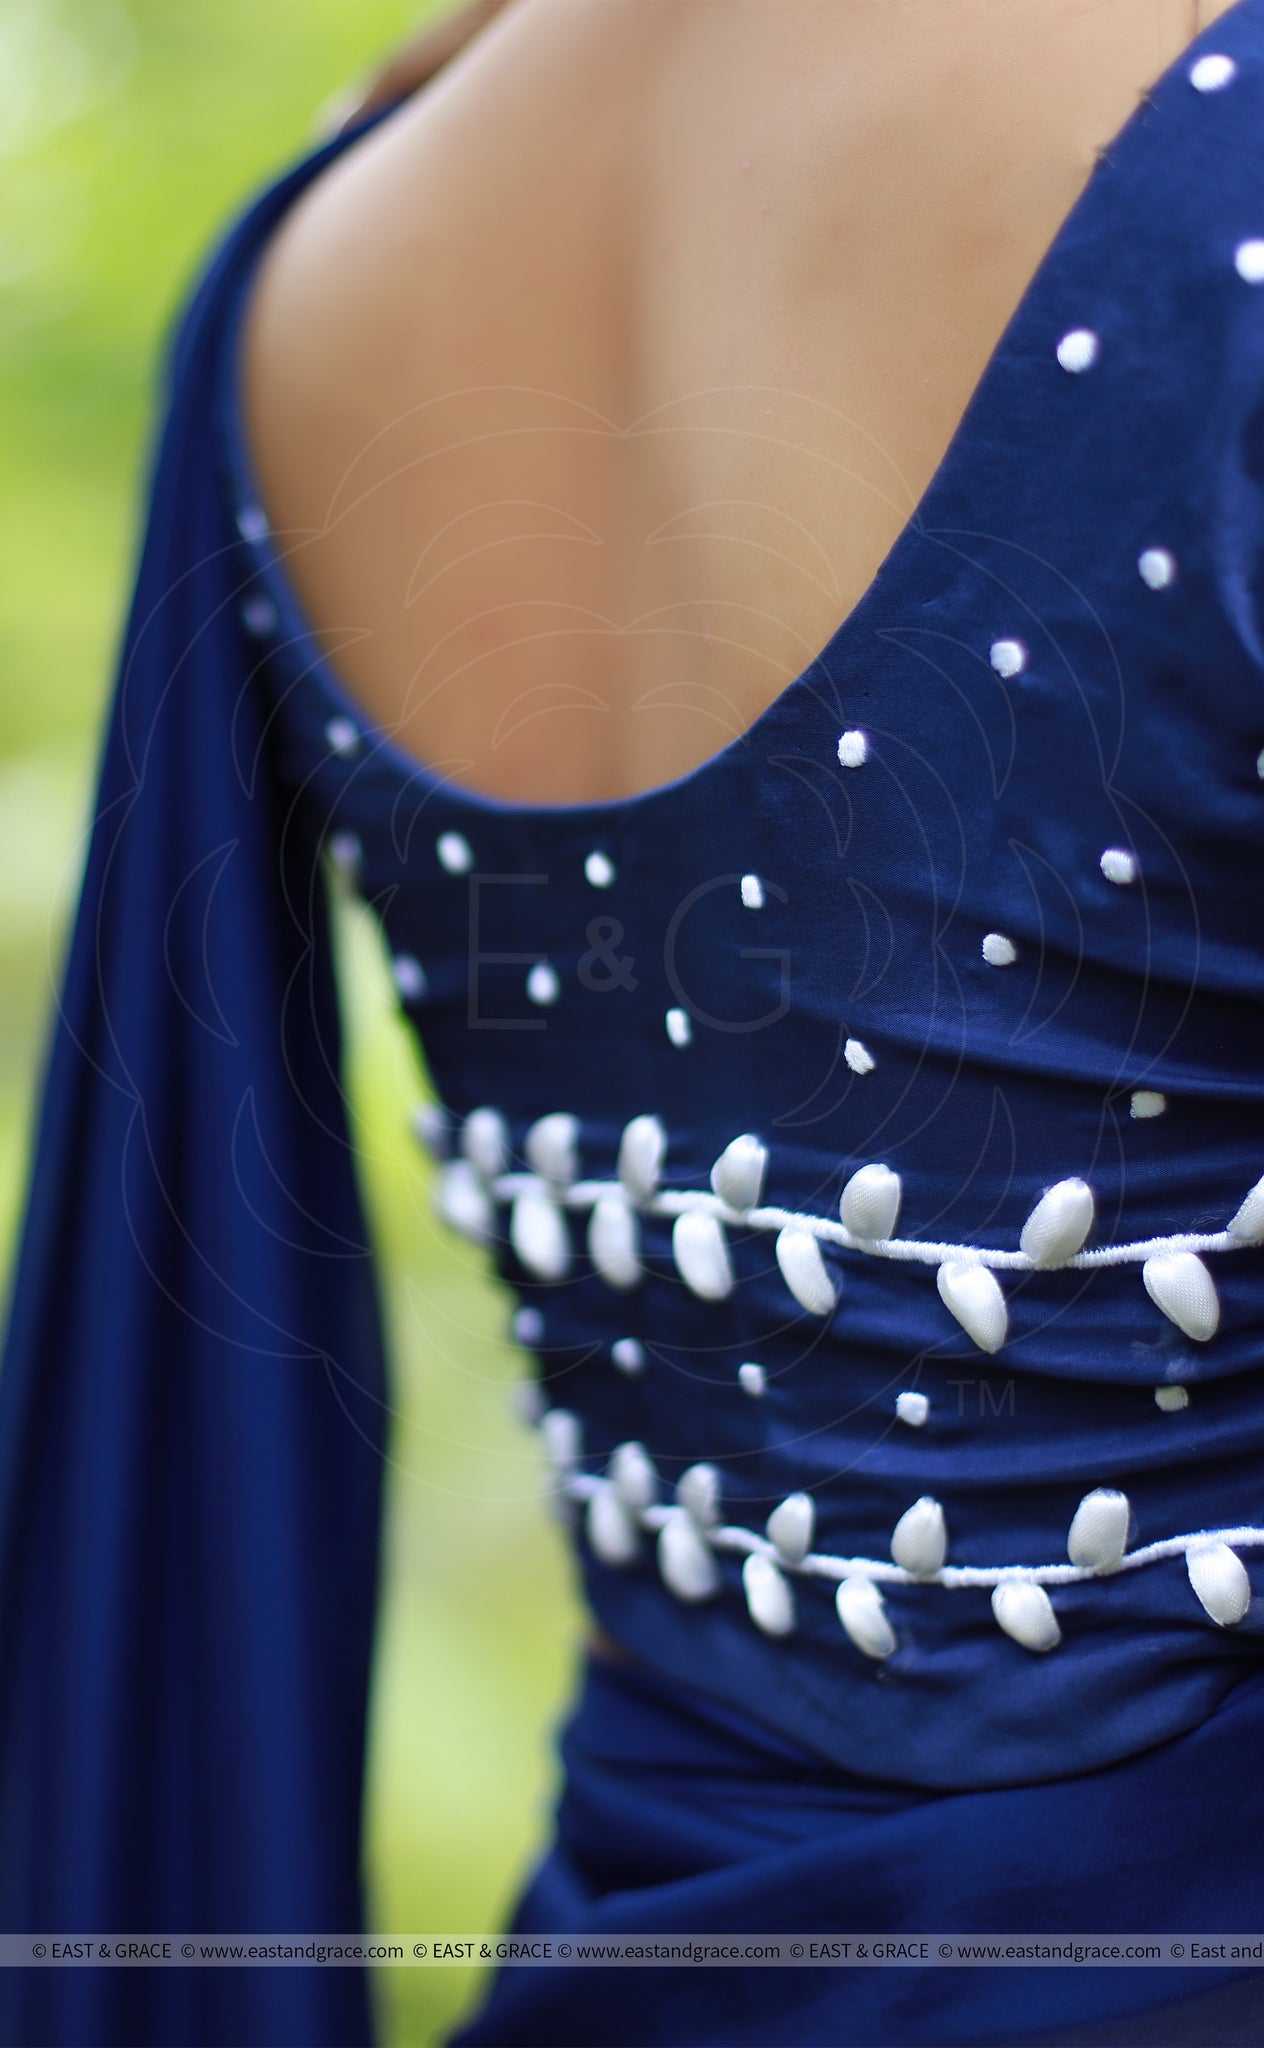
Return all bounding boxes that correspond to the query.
[217,0,1264,1791]
[242,0,1238,803]
[6,6,1264,2045]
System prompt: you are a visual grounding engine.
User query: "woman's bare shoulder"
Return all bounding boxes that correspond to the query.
[237,0,1237,803]
[240,0,646,516]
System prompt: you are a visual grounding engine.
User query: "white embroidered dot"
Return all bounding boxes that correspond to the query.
[510,1378,547,1430]
[836,1575,897,1660]
[1234,238,1264,284]
[327,830,362,876]
[710,1133,768,1211]
[775,1227,836,1316]
[610,1441,658,1511]
[589,1197,642,1291]
[510,1187,571,1281]
[541,1407,582,1479]
[1228,1172,1264,1245]
[618,1114,667,1201]
[1256,745,1264,779]
[1189,51,1236,91]
[677,1463,722,1528]
[524,1111,580,1185]
[740,872,765,909]
[1154,1384,1190,1413]
[433,1159,493,1242]
[513,1306,545,1347]
[982,932,1018,967]
[611,1336,646,1376]
[1187,1541,1251,1626]
[1130,1089,1167,1120]
[658,1511,721,1602]
[584,850,616,888]
[411,1101,451,1159]
[844,1038,876,1075]
[1142,1250,1220,1343]
[936,1261,1008,1354]
[461,1105,509,1180]
[240,592,277,637]
[1067,1488,1131,1572]
[840,1163,903,1240]
[586,1483,641,1567]
[1100,847,1138,885]
[895,1390,929,1429]
[236,504,269,544]
[325,716,361,757]
[1138,547,1177,589]
[891,1497,948,1578]
[766,1492,816,1565]
[665,1006,692,1047]
[989,638,1028,679]
[1055,328,1099,374]
[992,1580,1061,1653]
[738,1361,767,1398]
[837,729,869,769]
[526,962,561,1007]
[742,1552,796,1637]
[392,954,426,1000]
[1019,1178,1095,1268]
[672,1210,735,1302]
[436,830,473,874]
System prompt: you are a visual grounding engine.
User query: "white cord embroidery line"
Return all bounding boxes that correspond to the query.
[541,1412,1259,1645]
[426,1111,1263,1349]
[559,1472,1264,1592]
[478,1170,1245,1275]
[426,1122,1261,1343]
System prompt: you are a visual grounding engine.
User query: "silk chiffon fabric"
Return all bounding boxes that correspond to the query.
[6,4,1264,2043]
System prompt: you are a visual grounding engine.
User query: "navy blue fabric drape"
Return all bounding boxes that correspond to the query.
[12,14,1264,2034]
[451,1648,1264,2048]
[0,123,393,2048]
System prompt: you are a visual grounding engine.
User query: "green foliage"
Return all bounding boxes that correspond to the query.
[0,7,578,2043]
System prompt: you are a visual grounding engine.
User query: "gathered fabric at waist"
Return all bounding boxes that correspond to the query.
[450,1648,1264,2047]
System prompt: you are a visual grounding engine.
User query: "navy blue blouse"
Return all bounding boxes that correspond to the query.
[7,4,1264,2043]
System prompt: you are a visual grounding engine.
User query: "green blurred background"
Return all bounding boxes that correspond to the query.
[0,3,580,2042]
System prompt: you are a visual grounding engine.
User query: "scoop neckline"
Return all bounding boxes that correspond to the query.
[221,0,1260,827]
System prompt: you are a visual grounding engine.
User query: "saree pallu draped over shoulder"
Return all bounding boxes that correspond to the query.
[12,5,1264,2039]
[0,122,395,2048]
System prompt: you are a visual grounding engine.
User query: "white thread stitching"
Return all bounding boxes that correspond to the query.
[483,1170,1246,1273]
[559,1466,1264,1591]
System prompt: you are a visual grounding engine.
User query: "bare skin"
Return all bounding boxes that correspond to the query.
[241,2,1235,1668]
[320,0,514,133]
[242,0,1234,810]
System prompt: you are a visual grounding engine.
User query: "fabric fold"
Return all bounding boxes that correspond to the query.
[0,121,394,2048]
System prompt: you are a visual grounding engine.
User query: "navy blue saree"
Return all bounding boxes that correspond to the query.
[10,6,1264,2041]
